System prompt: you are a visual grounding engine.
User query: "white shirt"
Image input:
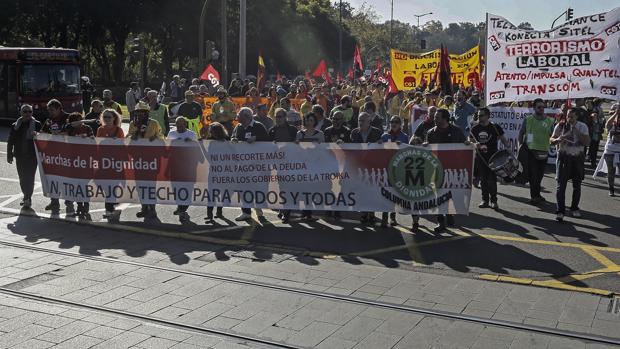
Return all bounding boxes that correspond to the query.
[167,129,197,141]
[552,121,588,156]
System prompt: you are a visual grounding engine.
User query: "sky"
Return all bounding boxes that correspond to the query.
[346,0,619,29]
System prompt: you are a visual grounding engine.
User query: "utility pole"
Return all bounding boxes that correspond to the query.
[198,0,208,70]
[338,0,342,75]
[238,0,246,79]
[221,0,228,88]
[390,0,393,48]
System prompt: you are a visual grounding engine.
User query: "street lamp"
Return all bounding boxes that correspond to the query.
[414,12,433,29]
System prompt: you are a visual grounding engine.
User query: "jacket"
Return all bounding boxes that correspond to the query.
[8,118,42,160]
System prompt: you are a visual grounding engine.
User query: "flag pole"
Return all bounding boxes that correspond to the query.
[483,12,489,107]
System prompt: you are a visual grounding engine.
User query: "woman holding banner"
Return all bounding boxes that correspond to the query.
[97,109,124,221]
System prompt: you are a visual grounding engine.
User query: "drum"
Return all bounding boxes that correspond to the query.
[488,149,522,181]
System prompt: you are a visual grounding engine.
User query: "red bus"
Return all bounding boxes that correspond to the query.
[0,47,82,121]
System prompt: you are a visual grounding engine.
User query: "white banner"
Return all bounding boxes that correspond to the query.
[486,7,620,104]
[35,134,475,215]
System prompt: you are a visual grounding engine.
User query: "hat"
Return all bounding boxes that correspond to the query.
[216,86,227,95]
[184,90,194,97]
[134,101,150,112]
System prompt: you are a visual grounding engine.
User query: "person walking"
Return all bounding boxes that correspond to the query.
[127,101,164,220]
[96,109,125,221]
[205,122,230,222]
[469,107,509,210]
[596,103,620,196]
[425,108,469,233]
[231,107,269,221]
[550,108,590,222]
[125,82,141,112]
[168,117,197,223]
[518,98,555,205]
[7,104,41,210]
[42,99,72,215]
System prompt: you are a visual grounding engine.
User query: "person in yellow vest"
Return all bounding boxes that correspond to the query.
[177,90,203,135]
[299,96,312,116]
[146,90,170,135]
[370,83,384,111]
[127,101,164,220]
[211,86,236,135]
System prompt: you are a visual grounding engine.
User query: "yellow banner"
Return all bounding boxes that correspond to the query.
[390,46,481,90]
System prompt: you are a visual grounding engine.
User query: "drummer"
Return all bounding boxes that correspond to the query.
[469,107,509,210]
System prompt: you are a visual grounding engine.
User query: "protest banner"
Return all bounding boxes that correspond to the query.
[34,134,474,215]
[390,46,482,91]
[195,96,270,118]
[409,105,428,136]
[485,7,620,104]
[488,106,561,164]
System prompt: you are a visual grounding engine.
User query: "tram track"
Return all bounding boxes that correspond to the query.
[1,238,619,346]
[0,287,298,349]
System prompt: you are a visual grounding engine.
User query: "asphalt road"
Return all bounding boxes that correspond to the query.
[0,126,618,295]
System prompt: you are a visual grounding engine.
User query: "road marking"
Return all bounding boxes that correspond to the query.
[478,274,614,296]
[474,232,620,253]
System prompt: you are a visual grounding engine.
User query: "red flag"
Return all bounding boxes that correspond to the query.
[437,45,453,95]
[276,71,282,82]
[257,53,266,89]
[375,59,382,76]
[347,67,354,81]
[353,45,363,71]
[200,64,220,88]
[312,60,327,77]
[384,70,398,98]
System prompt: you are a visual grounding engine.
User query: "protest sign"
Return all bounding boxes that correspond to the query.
[195,96,270,118]
[390,46,482,91]
[35,134,474,215]
[485,7,620,103]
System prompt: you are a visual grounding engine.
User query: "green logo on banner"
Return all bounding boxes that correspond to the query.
[388,147,443,201]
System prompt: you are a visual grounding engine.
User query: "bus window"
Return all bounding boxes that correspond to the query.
[20,64,80,96]
[7,64,17,117]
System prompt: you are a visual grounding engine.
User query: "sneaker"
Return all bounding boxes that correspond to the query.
[490,202,499,210]
[570,210,581,218]
[390,217,398,226]
[136,211,146,218]
[556,212,564,222]
[206,212,214,221]
[609,191,615,197]
[255,208,264,217]
[234,213,251,221]
[172,208,180,215]
[478,201,490,208]
[216,207,223,217]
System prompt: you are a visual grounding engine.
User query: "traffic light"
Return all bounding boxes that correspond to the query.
[420,39,427,50]
[566,8,574,21]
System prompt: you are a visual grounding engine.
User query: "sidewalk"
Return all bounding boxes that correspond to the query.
[0,215,618,348]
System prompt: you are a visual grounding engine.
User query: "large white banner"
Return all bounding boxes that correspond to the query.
[486,7,620,104]
[35,134,475,215]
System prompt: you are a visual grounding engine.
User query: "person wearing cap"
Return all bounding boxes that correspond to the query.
[212,87,236,134]
[147,90,170,136]
[7,104,41,210]
[102,89,123,115]
[128,101,163,220]
[268,87,288,118]
[253,103,273,130]
[177,90,204,135]
[125,82,141,112]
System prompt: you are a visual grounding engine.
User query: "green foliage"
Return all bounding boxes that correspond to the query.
[0,0,484,86]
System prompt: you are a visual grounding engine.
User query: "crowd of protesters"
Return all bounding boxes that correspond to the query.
[6,72,620,231]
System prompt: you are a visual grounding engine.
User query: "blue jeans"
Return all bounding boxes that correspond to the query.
[555,154,583,214]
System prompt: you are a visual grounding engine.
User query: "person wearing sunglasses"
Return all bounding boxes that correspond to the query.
[518,98,555,205]
[7,104,41,209]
